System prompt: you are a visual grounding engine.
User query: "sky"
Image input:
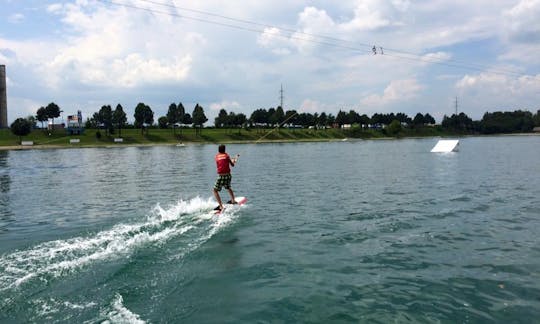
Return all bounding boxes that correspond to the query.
[1,0,539,125]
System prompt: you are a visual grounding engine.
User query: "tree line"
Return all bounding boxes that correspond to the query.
[8,100,540,141]
[84,102,209,136]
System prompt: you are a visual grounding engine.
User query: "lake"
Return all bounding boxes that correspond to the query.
[1,136,539,323]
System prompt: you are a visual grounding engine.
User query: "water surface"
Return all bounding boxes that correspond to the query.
[1,136,539,322]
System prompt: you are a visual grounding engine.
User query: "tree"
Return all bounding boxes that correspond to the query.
[270,106,285,127]
[134,102,154,134]
[442,112,473,133]
[319,112,328,129]
[85,116,98,129]
[226,112,237,131]
[396,112,411,125]
[424,113,435,125]
[347,110,360,125]
[371,113,384,125]
[158,116,168,129]
[359,114,370,129]
[480,110,534,134]
[192,103,207,135]
[297,112,315,128]
[36,106,48,129]
[234,113,247,134]
[234,113,247,126]
[112,104,127,137]
[11,118,32,143]
[177,102,186,123]
[26,115,37,129]
[215,109,228,128]
[267,108,276,126]
[327,113,336,126]
[284,110,298,126]
[92,112,101,129]
[45,102,61,130]
[166,103,178,135]
[250,108,268,130]
[98,105,113,135]
[534,110,540,126]
[413,113,425,126]
[183,112,192,125]
[177,102,186,135]
[335,110,347,126]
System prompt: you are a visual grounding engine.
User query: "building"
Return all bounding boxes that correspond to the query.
[0,65,7,128]
[66,110,85,135]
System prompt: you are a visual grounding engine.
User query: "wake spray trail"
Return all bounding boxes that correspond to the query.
[0,196,242,294]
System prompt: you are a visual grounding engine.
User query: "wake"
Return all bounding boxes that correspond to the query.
[0,196,245,292]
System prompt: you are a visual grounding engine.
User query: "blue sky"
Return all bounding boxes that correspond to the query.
[1,0,539,124]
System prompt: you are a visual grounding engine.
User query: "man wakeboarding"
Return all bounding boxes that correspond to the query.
[213,144,239,212]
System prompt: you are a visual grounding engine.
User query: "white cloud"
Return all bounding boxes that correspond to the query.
[209,100,241,112]
[257,27,281,47]
[2,0,539,125]
[421,51,452,63]
[257,27,291,55]
[13,1,200,89]
[391,0,411,12]
[454,73,540,119]
[361,79,423,107]
[499,0,540,64]
[8,13,24,23]
[503,0,540,43]
[7,97,43,121]
[340,0,395,31]
[299,99,333,113]
[46,3,63,14]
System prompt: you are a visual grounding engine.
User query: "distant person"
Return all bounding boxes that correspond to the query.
[213,144,239,212]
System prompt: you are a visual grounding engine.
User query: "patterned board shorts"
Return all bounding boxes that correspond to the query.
[214,174,232,191]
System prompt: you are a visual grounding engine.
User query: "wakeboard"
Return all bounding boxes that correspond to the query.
[214,196,247,214]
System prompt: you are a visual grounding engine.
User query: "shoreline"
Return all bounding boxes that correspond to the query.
[0,137,348,151]
[1,133,538,151]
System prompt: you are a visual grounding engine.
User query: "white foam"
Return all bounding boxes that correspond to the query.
[151,196,216,222]
[0,196,234,291]
[168,203,248,260]
[101,293,145,324]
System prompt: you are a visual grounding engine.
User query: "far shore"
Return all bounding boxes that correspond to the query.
[1,132,538,151]
[0,137,354,151]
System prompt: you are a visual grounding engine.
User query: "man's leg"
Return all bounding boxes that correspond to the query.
[213,188,223,210]
[226,188,236,204]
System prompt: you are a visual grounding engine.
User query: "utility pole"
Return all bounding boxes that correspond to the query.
[454,96,458,116]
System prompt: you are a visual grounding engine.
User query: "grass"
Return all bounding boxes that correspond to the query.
[0,125,453,149]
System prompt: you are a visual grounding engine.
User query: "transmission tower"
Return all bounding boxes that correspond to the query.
[279,84,284,109]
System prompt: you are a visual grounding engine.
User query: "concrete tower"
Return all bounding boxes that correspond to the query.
[0,65,7,128]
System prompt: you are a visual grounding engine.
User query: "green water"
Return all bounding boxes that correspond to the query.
[1,136,539,323]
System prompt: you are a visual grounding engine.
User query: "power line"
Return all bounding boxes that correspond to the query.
[96,0,527,77]
[138,0,524,76]
[97,0,373,54]
[136,0,375,48]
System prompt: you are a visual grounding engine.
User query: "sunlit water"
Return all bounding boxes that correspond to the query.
[1,136,539,323]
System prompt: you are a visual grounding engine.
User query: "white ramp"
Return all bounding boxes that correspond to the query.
[431,140,459,153]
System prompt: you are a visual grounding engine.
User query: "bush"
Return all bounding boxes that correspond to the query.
[386,120,402,136]
[96,131,102,139]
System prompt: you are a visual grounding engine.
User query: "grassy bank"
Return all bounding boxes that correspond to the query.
[0,126,453,149]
